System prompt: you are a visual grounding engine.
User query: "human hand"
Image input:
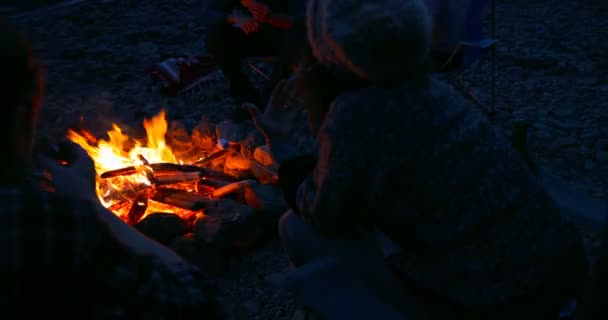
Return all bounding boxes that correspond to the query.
[241,0,269,23]
[242,75,300,141]
[228,12,260,35]
[95,202,186,266]
[241,18,260,35]
[39,142,98,201]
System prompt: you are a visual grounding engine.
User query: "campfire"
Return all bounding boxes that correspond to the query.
[68,110,276,226]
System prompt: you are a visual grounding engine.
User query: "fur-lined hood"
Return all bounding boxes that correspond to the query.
[306,0,433,83]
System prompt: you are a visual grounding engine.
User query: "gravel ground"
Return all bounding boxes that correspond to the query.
[5,0,607,318]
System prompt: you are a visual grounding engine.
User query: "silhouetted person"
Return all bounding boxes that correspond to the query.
[204,0,307,109]
[0,20,216,319]
[253,0,589,318]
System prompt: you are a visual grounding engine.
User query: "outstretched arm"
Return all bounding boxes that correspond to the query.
[0,189,212,317]
[292,98,372,237]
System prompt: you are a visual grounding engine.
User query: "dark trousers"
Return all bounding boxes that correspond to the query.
[205,22,306,109]
[279,209,582,320]
[276,158,582,320]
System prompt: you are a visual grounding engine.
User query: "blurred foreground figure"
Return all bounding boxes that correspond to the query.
[0,20,216,319]
[251,0,589,319]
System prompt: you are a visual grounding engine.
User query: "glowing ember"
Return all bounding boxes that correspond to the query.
[68,110,200,221]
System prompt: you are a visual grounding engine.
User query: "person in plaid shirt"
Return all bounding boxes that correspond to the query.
[0,20,217,319]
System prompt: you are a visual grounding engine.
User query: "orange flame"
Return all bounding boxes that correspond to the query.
[68,110,198,221]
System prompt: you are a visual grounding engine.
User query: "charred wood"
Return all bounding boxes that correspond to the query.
[108,200,130,212]
[210,180,256,198]
[152,188,216,211]
[193,149,229,166]
[153,171,204,186]
[127,192,148,225]
[100,163,237,181]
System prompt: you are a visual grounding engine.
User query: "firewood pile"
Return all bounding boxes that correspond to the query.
[66,112,301,262]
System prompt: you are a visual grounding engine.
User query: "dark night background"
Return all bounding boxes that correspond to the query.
[2,0,607,318]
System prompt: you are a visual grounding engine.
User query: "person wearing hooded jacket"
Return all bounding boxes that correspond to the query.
[252,0,590,319]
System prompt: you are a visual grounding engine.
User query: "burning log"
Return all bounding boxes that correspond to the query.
[152,188,216,211]
[100,163,237,181]
[198,177,231,188]
[153,171,205,186]
[127,192,149,225]
[193,149,229,166]
[249,159,278,182]
[210,180,256,198]
[109,200,131,212]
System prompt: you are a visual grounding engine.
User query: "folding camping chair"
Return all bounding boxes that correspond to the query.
[431,0,497,117]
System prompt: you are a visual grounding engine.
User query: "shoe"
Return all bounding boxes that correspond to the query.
[148,54,222,96]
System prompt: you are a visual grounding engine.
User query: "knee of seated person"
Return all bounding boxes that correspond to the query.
[279,210,321,266]
[278,210,302,244]
[279,210,321,250]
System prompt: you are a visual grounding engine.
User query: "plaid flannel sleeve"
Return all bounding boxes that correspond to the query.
[0,188,211,318]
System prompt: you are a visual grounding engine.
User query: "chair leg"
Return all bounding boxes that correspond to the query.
[247,61,271,81]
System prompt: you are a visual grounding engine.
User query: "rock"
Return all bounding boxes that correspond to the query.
[253,145,278,168]
[240,130,265,159]
[170,233,229,276]
[193,199,264,249]
[191,116,217,151]
[250,161,278,184]
[224,152,254,180]
[167,120,194,156]
[244,182,288,224]
[215,120,250,143]
[224,152,251,171]
[134,212,188,245]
